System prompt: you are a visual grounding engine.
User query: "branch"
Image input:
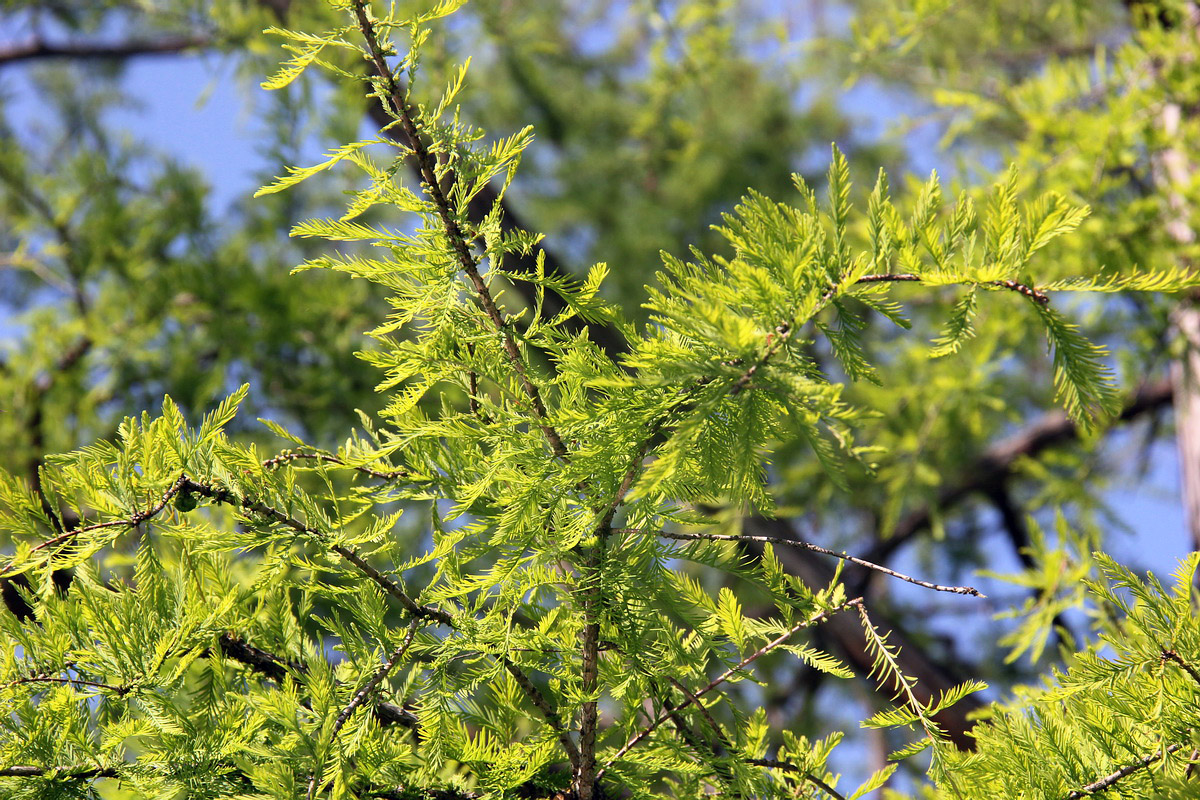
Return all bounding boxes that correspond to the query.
[852,273,1050,304]
[261,450,410,482]
[500,659,582,768]
[215,634,420,731]
[595,598,863,782]
[863,377,1175,573]
[651,529,984,596]
[1065,742,1187,799]
[730,274,1049,397]
[0,765,117,779]
[308,620,422,800]
[738,516,984,750]
[363,81,629,359]
[13,472,576,764]
[1163,649,1200,690]
[745,759,848,800]
[0,35,213,68]
[351,1,569,460]
[6,675,129,695]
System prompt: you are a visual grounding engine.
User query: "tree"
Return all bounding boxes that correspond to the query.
[0,1,1198,798]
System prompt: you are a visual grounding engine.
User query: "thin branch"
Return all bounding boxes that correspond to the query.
[503,658,582,768]
[6,675,129,695]
[741,516,983,750]
[851,273,1050,304]
[658,694,737,788]
[985,482,1075,647]
[216,633,303,682]
[308,620,422,800]
[188,479,575,761]
[331,623,421,738]
[363,88,628,360]
[732,274,1051,396]
[730,322,792,397]
[0,765,117,779]
[13,473,574,763]
[215,634,420,731]
[1163,649,1200,690]
[1065,742,1186,798]
[855,604,944,746]
[650,529,984,596]
[351,1,568,460]
[665,676,728,754]
[11,473,190,564]
[261,451,410,482]
[745,759,848,800]
[596,598,862,782]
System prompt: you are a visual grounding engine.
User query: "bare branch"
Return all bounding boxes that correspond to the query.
[738,516,984,750]
[650,529,984,596]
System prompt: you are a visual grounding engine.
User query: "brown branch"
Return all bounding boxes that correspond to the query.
[985,482,1075,648]
[308,620,422,800]
[731,274,1050,397]
[659,694,737,788]
[6,675,129,695]
[738,516,984,750]
[595,598,863,782]
[1065,742,1187,798]
[863,377,1175,572]
[180,477,454,625]
[503,658,582,768]
[0,765,117,779]
[12,472,575,762]
[363,84,628,360]
[1163,649,1200,690]
[0,35,213,68]
[746,759,848,800]
[188,478,578,764]
[651,529,984,596]
[852,273,1049,304]
[7,473,190,567]
[215,634,420,731]
[575,423,669,798]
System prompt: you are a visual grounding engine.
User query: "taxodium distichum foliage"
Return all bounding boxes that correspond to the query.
[2,2,1198,799]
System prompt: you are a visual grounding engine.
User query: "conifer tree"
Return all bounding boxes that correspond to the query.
[2,2,1199,799]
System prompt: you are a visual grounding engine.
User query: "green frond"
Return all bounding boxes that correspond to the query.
[1032,303,1121,429]
[929,287,979,357]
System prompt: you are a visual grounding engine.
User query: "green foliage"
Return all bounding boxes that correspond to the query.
[2,2,1200,800]
[933,554,1200,799]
